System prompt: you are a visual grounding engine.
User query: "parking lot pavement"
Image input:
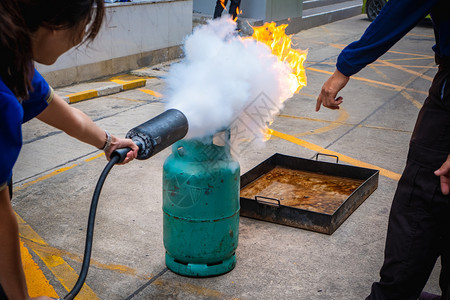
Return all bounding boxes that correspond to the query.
[13,15,439,299]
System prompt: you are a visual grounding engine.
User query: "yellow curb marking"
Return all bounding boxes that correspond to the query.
[109,74,152,81]
[63,79,147,104]
[138,88,163,98]
[111,79,146,90]
[20,241,59,298]
[268,129,401,181]
[66,90,99,104]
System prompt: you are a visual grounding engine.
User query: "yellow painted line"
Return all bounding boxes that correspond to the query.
[382,57,435,62]
[85,152,105,162]
[279,114,411,133]
[383,49,432,58]
[22,239,145,280]
[307,61,435,69]
[14,164,78,192]
[378,59,434,81]
[307,67,428,95]
[329,43,346,50]
[407,33,434,38]
[329,44,432,59]
[66,90,99,104]
[298,107,349,136]
[400,90,423,109]
[17,213,100,300]
[138,88,163,98]
[368,65,391,82]
[21,240,59,298]
[15,152,107,192]
[268,129,401,181]
[111,79,146,90]
[379,63,436,68]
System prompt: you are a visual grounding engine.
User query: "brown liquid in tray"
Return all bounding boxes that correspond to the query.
[240,167,365,214]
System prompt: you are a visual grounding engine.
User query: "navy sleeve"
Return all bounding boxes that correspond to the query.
[22,70,53,123]
[0,88,24,189]
[337,0,437,77]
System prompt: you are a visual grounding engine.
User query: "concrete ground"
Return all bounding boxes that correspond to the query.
[13,15,438,299]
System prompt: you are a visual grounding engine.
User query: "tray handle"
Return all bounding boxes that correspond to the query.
[255,196,281,208]
[315,153,339,163]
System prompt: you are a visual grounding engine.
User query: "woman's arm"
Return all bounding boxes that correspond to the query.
[36,94,138,163]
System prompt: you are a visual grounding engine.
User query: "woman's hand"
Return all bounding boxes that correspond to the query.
[434,154,450,195]
[316,69,350,111]
[104,136,139,164]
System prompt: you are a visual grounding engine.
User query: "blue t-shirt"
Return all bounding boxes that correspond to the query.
[337,0,450,76]
[0,70,53,191]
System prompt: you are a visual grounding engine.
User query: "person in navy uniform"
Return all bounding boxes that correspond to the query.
[316,0,450,299]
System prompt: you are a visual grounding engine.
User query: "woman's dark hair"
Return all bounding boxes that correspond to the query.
[0,0,105,99]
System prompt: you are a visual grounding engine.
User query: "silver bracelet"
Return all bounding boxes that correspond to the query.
[101,130,112,152]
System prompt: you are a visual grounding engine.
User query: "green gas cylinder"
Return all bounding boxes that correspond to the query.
[162,134,240,277]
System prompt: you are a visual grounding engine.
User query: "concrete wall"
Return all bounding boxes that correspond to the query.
[193,0,302,22]
[37,0,193,87]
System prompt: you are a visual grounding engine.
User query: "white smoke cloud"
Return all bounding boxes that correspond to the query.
[165,17,296,140]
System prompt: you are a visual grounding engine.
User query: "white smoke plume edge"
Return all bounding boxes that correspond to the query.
[165,16,299,145]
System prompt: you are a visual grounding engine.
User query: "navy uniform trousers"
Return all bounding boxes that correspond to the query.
[367,60,450,299]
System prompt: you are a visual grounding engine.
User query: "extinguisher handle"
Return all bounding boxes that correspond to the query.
[111,140,143,163]
[111,147,132,163]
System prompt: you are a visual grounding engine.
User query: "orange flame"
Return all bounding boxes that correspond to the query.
[250,22,307,95]
[248,22,307,141]
[233,7,240,22]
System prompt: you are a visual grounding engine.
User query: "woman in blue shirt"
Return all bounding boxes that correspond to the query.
[317,0,450,299]
[0,1,138,299]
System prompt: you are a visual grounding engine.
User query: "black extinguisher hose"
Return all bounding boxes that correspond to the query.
[63,150,127,300]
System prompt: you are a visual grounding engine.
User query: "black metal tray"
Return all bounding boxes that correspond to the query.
[239,153,379,234]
